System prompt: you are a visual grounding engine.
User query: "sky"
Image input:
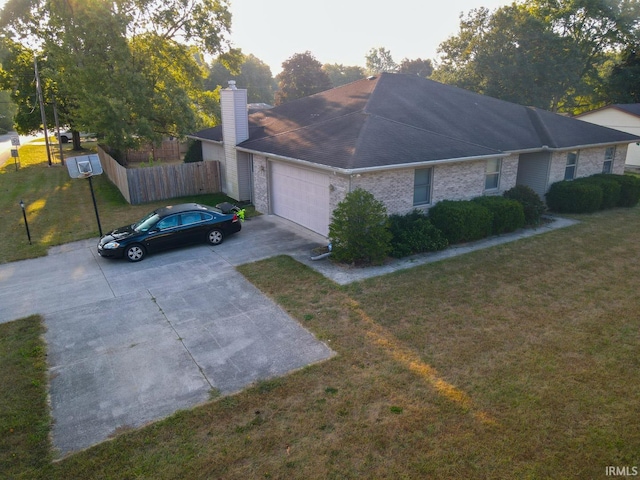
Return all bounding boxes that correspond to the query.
[228,0,514,73]
[0,0,514,73]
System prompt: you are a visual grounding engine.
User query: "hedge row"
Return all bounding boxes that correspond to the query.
[388,187,543,257]
[546,174,640,213]
[388,210,448,258]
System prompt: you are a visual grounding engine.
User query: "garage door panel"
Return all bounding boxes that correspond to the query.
[271,162,330,236]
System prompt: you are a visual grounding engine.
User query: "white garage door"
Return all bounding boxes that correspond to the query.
[270,162,330,236]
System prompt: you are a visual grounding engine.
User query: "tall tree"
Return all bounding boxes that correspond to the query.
[275,51,332,105]
[365,47,397,75]
[322,63,365,87]
[605,47,640,103]
[0,0,234,152]
[433,1,639,112]
[207,53,276,104]
[398,58,433,78]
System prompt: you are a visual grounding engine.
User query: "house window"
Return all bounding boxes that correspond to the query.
[485,158,501,190]
[565,151,578,180]
[413,168,432,206]
[603,147,615,174]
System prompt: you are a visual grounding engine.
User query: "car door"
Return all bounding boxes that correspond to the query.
[144,214,181,252]
[177,212,206,245]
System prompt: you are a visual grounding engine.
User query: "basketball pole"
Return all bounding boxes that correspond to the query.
[87,176,103,236]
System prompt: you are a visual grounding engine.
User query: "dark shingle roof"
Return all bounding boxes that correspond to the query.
[612,104,640,117]
[193,73,640,170]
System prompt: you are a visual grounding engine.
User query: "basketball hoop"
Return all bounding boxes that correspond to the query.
[78,171,93,179]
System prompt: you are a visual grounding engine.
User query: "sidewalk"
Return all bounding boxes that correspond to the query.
[293,216,578,285]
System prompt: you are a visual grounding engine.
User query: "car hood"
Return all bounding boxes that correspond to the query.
[99,225,136,245]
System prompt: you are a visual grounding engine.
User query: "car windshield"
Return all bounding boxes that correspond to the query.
[133,212,160,232]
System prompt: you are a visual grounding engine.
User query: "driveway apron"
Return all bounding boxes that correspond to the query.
[0,215,334,457]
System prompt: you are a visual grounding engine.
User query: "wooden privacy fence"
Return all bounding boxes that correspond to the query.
[98,146,221,205]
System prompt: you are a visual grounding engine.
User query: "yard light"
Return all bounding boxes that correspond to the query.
[20,199,32,245]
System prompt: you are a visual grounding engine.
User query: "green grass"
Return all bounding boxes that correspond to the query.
[0,141,250,263]
[0,316,52,479]
[2,143,639,477]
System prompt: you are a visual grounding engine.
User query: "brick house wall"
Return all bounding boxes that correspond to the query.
[350,154,520,216]
[250,145,629,232]
[548,145,628,185]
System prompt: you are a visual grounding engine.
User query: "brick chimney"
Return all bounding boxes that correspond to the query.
[220,81,249,200]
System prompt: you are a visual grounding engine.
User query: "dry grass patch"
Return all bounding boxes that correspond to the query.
[7,208,640,479]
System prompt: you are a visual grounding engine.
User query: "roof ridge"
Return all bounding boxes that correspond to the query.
[525,107,557,148]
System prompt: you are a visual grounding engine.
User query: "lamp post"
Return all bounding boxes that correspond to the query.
[20,199,32,245]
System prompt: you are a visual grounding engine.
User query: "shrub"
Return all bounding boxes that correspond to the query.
[503,185,546,226]
[329,188,392,265]
[545,180,602,213]
[578,176,621,209]
[428,200,493,244]
[184,139,203,163]
[388,210,448,258]
[472,196,525,234]
[592,173,640,207]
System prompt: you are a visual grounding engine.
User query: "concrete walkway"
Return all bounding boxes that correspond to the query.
[295,215,579,285]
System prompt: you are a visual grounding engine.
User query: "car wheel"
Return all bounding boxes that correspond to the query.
[125,244,145,262]
[60,136,69,144]
[207,229,224,245]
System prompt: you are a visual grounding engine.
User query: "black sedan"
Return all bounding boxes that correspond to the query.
[97,203,241,262]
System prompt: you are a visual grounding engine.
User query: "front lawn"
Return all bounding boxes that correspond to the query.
[3,205,639,478]
[0,142,248,264]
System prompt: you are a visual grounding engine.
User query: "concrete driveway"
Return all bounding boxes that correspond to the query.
[0,215,334,457]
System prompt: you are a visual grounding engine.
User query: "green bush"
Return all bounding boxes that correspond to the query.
[388,210,448,258]
[329,188,392,265]
[428,200,493,244]
[183,139,203,163]
[503,185,546,226]
[578,176,621,209]
[472,196,525,234]
[591,173,640,207]
[545,181,603,213]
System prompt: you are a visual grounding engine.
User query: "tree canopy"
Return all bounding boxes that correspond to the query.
[275,51,332,105]
[433,0,640,112]
[322,63,365,87]
[0,0,234,151]
[207,53,276,105]
[365,47,398,75]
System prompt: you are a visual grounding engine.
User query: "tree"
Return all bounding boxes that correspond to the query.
[206,53,277,104]
[433,1,640,113]
[398,58,433,78]
[605,47,640,103]
[434,6,583,110]
[328,188,392,266]
[0,0,234,152]
[365,47,397,75]
[275,51,332,105]
[322,63,365,87]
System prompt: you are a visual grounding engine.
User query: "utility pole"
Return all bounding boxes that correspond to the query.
[34,56,52,166]
[52,95,64,165]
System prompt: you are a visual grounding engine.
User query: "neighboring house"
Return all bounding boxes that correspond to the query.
[190,74,639,237]
[576,104,640,167]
